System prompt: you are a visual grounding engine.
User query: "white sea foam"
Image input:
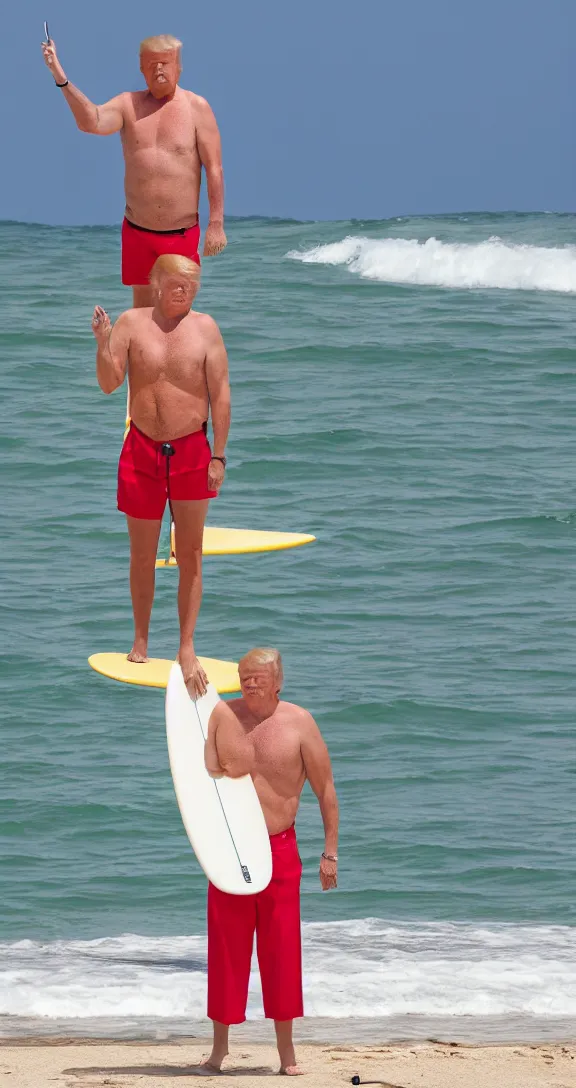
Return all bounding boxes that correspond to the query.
[286,235,576,293]
[1,920,576,1024]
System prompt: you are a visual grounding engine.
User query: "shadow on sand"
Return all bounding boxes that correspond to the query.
[63,1062,275,1078]
[64,1069,407,1086]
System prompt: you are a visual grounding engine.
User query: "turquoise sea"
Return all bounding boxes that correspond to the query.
[1,212,576,1040]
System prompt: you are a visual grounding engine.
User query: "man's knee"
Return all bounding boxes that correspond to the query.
[129,548,157,571]
[129,533,160,566]
[177,543,203,572]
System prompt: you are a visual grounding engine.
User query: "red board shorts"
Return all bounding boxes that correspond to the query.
[207,826,304,1025]
[121,217,201,286]
[118,422,217,520]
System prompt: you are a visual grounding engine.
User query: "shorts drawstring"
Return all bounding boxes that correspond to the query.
[161,443,176,552]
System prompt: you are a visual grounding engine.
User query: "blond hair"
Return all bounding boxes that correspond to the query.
[150,253,200,284]
[239,648,284,686]
[139,34,182,56]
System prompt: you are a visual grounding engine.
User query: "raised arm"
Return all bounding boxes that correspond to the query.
[91,307,131,394]
[300,712,339,890]
[41,39,124,135]
[205,702,254,779]
[204,317,231,492]
[196,97,227,256]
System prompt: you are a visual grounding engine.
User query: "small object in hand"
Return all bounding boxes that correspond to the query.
[44,20,50,42]
[351,1077,361,1086]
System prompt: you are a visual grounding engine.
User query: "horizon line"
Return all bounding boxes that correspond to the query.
[0,210,574,230]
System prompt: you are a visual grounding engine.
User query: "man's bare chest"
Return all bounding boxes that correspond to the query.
[249,725,303,783]
[123,99,197,156]
[130,329,206,381]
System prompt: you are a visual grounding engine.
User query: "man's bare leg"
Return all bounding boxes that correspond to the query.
[202,1021,229,1071]
[132,286,155,308]
[275,1020,303,1075]
[126,515,162,662]
[171,499,210,697]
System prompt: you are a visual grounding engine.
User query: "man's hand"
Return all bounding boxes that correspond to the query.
[319,855,338,891]
[41,39,67,85]
[203,222,227,257]
[208,458,226,493]
[182,654,209,700]
[92,306,111,342]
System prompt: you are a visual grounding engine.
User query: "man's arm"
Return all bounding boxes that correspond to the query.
[91,307,131,394]
[300,712,339,890]
[204,317,231,491]
[205,702,254,779]
[41,39,124,135]
[196,97,227,256]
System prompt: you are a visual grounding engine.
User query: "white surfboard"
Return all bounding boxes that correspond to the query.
[165,664,272,895]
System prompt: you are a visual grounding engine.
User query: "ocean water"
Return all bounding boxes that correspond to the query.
[1,212,576,1041]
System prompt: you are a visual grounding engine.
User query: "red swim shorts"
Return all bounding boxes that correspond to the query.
[207,826,303,1025]
[121,217,201,287]
[118,422,217,520]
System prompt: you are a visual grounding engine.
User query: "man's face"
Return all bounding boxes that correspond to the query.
[156,272,199,316]
[239,663,279,704]
[140,49,181,99]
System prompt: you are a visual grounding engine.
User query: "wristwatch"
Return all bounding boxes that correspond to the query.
[322,852,338,862]
[211,455,227,466]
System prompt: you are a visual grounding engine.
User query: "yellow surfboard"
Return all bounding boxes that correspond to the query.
[156,526,316,566]
[123,400,315,565]
[88,652,240,693]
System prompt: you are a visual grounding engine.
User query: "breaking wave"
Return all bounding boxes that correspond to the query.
[287,235,576,293]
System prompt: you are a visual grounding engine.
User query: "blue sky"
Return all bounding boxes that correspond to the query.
[3,0,575,223]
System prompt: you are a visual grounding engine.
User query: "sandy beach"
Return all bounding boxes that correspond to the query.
[1,1039,575,1088]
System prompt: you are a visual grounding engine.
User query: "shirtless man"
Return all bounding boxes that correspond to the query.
[42,33,226,306]
[204,648,339,1076]
[91,254,230,696]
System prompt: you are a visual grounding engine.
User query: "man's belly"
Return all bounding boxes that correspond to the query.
[124,151,202,231]
[130,384,209,442]
[253,777,303,837]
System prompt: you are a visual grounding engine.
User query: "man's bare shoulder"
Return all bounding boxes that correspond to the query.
[101,90,131,116]
[189,310,222,337]
[124,90,150,112]
[279,701,317,731]
[119,306,153,326]
[183,90,214,114]
[213,696,245,719]
[112,308,152,344]
[209,697,246,728]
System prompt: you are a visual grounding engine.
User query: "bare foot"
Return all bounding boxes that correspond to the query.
[179,646,208,699]
[200,1050,227,1072]
[277,1031,302,1076]
[127,642,148,663]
